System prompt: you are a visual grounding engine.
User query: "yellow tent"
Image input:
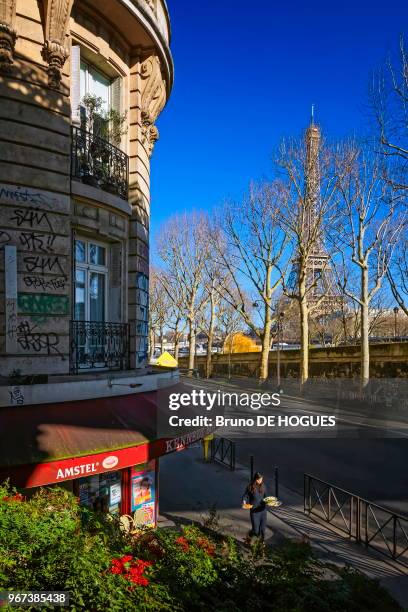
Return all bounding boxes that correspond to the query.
[155,351,178,367]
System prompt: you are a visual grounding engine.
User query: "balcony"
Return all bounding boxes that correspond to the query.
[70,321,130,374]
[71,126,129,201]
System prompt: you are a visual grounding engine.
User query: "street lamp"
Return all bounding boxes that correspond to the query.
[393,306,399,340]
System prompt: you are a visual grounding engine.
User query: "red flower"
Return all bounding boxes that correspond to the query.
[137,560,152,569]
[109,557,152,586]
[197,537,216,556]
[2,493,24,502]
[126,572,149,586]
[176,536,190,552]
[110,558,123,574]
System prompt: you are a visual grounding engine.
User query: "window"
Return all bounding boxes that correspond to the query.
[80,60,111,112]
[74,238,108,322]
[79,60,112,138]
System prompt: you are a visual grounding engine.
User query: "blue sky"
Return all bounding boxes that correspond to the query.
[150,0,408,240]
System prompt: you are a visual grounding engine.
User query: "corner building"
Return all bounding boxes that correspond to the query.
[0,0,204,523]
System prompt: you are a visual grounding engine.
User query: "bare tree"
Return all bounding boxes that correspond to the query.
[276,129,339,385]
[149,268,168,360]
[157,212,210,372]
[199,275,222,378]
[155,268,187,361]
[387,238,408,315]
[217,297,246,380]
[371,36,408,191]
[212,181,288,381]
[330,143,405,386]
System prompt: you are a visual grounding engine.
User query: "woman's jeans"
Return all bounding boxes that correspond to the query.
[250,508,267,539]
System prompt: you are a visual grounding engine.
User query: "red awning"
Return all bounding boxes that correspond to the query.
[0,388,212,488]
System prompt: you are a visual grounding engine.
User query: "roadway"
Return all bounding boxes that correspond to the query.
[180,375,408,516]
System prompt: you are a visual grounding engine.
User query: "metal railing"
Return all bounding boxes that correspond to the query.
[210,436,235,470]
[71,126,129,200]
[304,474,408,566]
[70,320,130,374]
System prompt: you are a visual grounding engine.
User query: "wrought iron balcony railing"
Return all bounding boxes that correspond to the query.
[70,320,130,374]
[71,126,129,200]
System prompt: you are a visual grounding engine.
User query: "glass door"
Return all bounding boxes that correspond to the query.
[74,238,108,368]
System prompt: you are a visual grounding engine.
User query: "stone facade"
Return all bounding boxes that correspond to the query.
[0,0,173,380]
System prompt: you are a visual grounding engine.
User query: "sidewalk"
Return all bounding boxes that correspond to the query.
[158,444,408,608]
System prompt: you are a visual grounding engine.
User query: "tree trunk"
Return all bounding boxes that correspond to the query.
[259,303,272,381]
[361,266,370,388]
[299,291,309,386]
[160,328,164,353]
[173,318,181,362]
[149,330,156,362]
[206,294,215,378]
[188,317,196,372]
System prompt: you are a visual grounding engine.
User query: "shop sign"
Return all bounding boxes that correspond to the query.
[25,445,151,488]
[164,427,213,453]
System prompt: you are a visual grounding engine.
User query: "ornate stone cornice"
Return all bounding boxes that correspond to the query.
[0,0,17,71]
[140,53,166,156]
[42,0,73,88]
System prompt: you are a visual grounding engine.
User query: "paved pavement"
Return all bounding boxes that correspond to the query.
[179,376,408,516]
[159,444,408,608]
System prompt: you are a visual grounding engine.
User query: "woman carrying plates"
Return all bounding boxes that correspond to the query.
[242,471,268,542]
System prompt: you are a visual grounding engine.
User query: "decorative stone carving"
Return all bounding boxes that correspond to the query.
[42,39,68,88]
[74,203,98,220]
[0,0,17,71]
[141,115,159,156]
[42,0,73,88]
[140,54,166,156]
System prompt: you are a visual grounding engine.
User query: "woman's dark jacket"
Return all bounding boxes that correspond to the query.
[242,484,267,512]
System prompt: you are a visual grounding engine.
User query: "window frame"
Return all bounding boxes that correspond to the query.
[80,59,112,111]
[74,237,109,323]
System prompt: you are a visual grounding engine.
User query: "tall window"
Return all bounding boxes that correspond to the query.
[71,46,123,146]
[80,60,111,111]
[74,238,108,322]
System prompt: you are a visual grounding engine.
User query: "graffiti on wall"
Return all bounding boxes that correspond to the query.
[9,386,24,405]
[135,272,149,367]
[1,186,69,362]
[16,320,64,359]
[22,255,67,278]
[17,293,69,316]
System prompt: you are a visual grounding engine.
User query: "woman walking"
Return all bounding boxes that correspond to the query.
[242,472,267,541]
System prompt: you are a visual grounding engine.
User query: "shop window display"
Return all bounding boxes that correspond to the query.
[78,471,122,514]
[131,461,156,527]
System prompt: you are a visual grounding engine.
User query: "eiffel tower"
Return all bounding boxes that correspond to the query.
[288,109,338,311]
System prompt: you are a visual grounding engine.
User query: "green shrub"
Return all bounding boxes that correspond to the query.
[0,484,402,611]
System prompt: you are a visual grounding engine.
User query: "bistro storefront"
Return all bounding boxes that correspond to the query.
[0,390,211,528]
